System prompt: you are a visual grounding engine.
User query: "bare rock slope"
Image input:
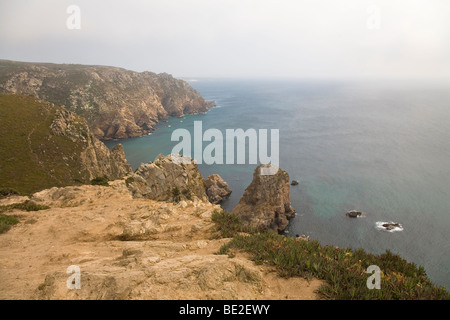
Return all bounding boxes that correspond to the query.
[0,181,322,300]
[0,59,214,140]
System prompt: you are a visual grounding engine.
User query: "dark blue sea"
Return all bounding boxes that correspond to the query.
[105,79,450,289]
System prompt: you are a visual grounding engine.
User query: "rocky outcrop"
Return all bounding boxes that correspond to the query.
[126,154,208,202]
[0,94,131,194]
[232,164,295,232]
[204,174,232,204]
[0,59,214,140]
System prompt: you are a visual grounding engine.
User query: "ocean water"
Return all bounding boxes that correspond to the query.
[105,79,450,289]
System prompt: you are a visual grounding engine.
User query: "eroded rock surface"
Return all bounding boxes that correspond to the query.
[0,181,322,300]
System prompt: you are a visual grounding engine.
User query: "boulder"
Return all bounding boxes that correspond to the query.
[232,164,295,232]
[291,180,299,186]
[204,174,232,204]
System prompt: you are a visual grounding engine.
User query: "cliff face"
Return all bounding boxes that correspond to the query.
[232,164,295,232]
[0,94,131,194]
[0,59,214,140]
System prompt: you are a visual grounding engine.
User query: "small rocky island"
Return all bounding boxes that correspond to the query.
[377,221,404,232]
[346,210,363,218]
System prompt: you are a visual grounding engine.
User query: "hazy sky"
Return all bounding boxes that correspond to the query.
[1,0,450,79]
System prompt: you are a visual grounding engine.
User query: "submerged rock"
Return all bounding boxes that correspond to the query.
[232,164,295,232]
[204,174,232,204]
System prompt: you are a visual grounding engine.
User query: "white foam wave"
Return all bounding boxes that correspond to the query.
[376,221,404,232]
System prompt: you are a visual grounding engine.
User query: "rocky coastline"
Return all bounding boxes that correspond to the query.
[0,74,305,299]
[0,59,214,140]
[2,60,443,300]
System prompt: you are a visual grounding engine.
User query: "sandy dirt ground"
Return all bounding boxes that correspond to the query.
[0,181,323,300]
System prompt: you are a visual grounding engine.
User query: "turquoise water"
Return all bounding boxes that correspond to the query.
[105,79,450,289]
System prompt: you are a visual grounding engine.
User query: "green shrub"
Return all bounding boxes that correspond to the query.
[0,213,19,234]
[172,187,181,202]
[211,210,265,238]
[211,210,245,238]
[181,188,192,200]
[0,200,50,214]
[0,201,49,234]
[0,188,19,198]
[91,176,109,186]
[16,200,50,212]
[125,177,135,187]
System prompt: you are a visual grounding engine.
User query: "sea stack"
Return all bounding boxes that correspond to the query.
[232,164,295,232]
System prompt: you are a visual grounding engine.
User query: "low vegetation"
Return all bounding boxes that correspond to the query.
[125,176,135,187]
[0,200,50,214]
[213,210,450,300]
[181,188,192,200]
[0,200,49,234]
[211,210,245,238]
[0,188,20,198]
[90,176,109,186]
[0,214,19,234]
[172,187,181,202]
[0,94,87,195]
[211,210,265,238]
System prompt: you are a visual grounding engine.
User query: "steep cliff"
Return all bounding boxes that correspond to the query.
[0,94,131,194]
[0,59,214,140]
